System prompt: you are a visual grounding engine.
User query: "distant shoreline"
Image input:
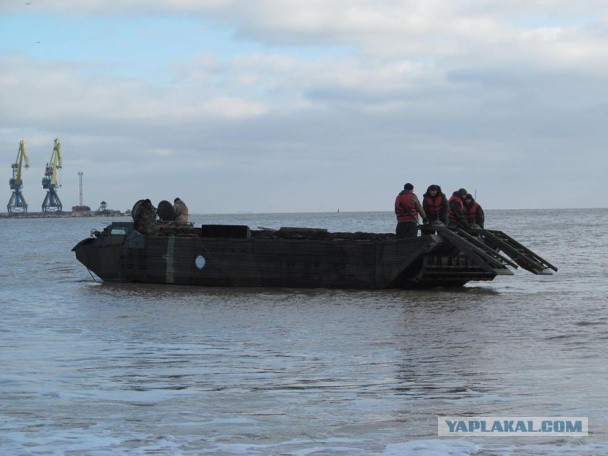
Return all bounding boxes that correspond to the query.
[0,211,126,219]
[1,207,605,220]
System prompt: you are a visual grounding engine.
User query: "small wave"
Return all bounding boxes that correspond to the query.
[574,320,606,327]
[544,334,576,340]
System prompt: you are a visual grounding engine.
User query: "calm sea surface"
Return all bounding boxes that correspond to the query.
[0,209,607,455]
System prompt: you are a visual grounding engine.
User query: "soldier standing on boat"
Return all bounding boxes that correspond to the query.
[421,184,448,235]
[464,194,485,229]
[173,198,189,224]
[395,183,426,238]
[447,188,470,228]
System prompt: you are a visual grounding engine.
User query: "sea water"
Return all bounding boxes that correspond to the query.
[0,209,607,455]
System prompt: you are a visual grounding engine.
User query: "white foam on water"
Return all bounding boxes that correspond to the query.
[383,439,479,456]
[383,440,608,456]
[480,442,608,456]
[0,429,123,456]
[289,446,367,455]
[200,417,254,425]
[199,438,367,455]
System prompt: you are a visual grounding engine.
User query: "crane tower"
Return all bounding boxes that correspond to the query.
[7,140,30,214]
[42,138,63,212]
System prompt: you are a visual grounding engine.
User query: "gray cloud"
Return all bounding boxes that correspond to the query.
[1,1,607,212]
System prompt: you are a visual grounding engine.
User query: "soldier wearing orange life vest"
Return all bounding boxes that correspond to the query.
[421,184,448,235]
[447,188,470,228]
[464,194,485,229]
[394,183,426,238]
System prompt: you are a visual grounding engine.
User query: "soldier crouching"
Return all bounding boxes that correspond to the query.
[173,198,189,224]
[133,199,157,235]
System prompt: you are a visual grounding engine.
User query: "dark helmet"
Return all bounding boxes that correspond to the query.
[404,183,414,191]
[458,188,468,197]
[427,184,439,192]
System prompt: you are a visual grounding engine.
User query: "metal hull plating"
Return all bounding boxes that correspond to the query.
[73,223,506,289]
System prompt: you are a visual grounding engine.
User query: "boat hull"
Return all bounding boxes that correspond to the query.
[73,223,500,289]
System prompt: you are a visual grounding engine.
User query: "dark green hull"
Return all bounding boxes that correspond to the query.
[72,223,529,289]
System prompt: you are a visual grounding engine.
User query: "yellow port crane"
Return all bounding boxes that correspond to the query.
[42,138,63,212]
[7,140,30,214]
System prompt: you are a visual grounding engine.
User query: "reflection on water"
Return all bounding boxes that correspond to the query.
[0,209,607,454]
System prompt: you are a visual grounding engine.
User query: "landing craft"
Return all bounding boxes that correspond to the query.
[73,218,556,289]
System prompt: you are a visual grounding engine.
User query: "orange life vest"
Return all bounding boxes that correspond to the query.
[448,194,464,223]
[395,192,418,222]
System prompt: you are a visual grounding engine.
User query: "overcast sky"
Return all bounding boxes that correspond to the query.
[1,1,607,213]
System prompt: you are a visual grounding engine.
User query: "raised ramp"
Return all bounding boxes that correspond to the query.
[477,229,558,275]
[437,228,514,276]
[453,228,519,269]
